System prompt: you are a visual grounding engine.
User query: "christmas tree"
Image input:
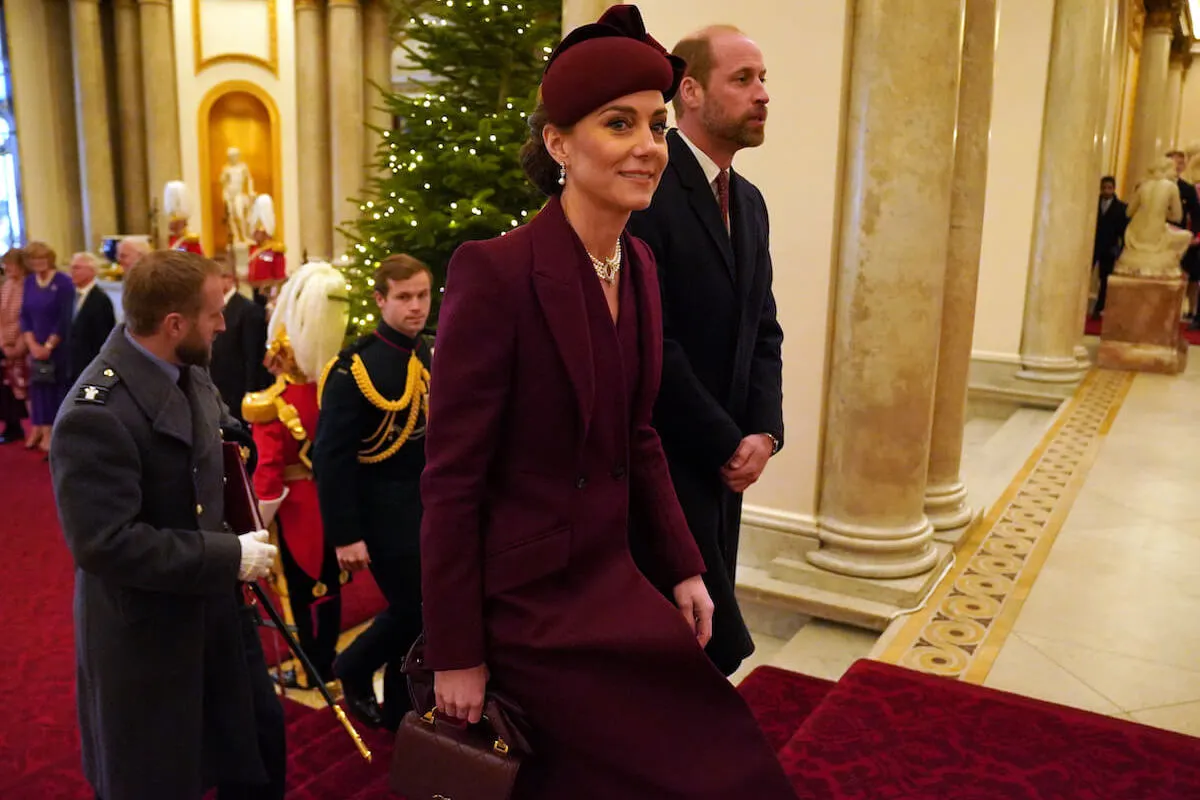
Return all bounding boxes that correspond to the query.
[338,0,561,335]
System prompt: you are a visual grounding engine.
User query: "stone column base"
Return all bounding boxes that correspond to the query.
[1097,274,1188,375]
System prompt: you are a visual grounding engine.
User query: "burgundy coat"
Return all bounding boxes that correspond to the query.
[419,198,796,799]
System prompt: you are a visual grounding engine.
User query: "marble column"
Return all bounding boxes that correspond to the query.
[113,0,149,234]
[363,0,392,183]
[562,0,608,32]
[69,0,118,250]
[1017,0,1109,383]
[1126,7,1174,189]
[807,0,962,579]
[924,0,997,542]
[329,0,364,256]
[1166,51,1187,151]
[296,0,333,260]
[138,0,182,247]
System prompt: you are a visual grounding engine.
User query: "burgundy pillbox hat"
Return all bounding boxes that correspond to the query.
[541,4,686,127]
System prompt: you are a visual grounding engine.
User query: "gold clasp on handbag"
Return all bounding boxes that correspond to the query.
[422,710,436,725]
[493,738,509,756]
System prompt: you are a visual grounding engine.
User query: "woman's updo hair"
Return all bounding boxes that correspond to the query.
[519,104,565,198]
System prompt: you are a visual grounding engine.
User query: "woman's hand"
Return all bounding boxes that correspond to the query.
[673,575,715,647]
[434,663,489,724]
[30,343,50,361]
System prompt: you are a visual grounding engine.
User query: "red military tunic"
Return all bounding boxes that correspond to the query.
[169,233,205,257]
[246,378,328,590]
[248,241,287,289]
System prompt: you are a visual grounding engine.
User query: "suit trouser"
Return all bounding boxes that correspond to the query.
[333,552,423,730]
[1095,258,1116,314]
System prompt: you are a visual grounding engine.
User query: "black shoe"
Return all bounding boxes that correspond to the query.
[340,680,384,729]
[271,668,302,690]
[0,429,22,444]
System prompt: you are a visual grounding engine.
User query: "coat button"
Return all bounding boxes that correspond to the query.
[196,504,204,515]
[611,465,626,480]
[575,476,587,490]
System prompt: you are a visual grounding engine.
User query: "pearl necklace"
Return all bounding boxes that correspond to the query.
[586,239,622,285]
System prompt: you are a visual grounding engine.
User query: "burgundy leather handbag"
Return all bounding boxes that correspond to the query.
[389,636,533,800]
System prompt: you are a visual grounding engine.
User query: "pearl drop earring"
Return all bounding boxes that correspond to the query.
[558,164,567,186]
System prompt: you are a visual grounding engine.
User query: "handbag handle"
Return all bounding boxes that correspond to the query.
[420,704,512,757]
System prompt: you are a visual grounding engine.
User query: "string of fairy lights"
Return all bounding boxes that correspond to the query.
[337,0,557,335]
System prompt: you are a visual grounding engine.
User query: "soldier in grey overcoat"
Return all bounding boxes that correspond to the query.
[48,250,284,800]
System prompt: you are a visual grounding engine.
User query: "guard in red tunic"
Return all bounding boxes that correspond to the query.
[242,261,350,689]
[247,194,286,308]
[163,180,205,256]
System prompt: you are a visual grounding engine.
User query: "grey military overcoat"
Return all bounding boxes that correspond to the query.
[49,326,266,800]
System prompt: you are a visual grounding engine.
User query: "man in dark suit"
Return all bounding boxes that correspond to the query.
[628,25,783,677]
[1092,176,1127,318]
[67,252,115,384]
[209,258,271,423]
[49,250,284,800]
[1170,150,1200,321]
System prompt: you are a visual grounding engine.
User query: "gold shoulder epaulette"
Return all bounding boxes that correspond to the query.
[242,376,287,423]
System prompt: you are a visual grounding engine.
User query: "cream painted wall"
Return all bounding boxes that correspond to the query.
[972,0,1055,361]
[1177,62,1200,149]
[172,0,301,264]
[632,1,851,520]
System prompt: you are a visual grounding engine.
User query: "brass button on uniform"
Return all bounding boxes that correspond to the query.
[195,504,204,515]
[102,368,114,377]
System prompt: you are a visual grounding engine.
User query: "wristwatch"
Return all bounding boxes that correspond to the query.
[763,432,780,455]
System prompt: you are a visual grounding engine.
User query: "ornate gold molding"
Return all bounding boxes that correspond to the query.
[294,0,322,7]
[192,0,279,77]
[1128,0,1147,53]
[197,80,284,256]
[328,0,362,7]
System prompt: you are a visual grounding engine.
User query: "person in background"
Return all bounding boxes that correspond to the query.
[247,195,286,309]
[419,7,797,798]
[116,236,151,277]
[243,261,349,690]
[0,248,28,443]
[164,180,205,257]
[627,23,783,677]
[67,252,116,385]
[210,256,271,424]
[1168,150,1200,319]
[49,249,284,800]
[313,254,433,731]
[19,241,73,453]
[1092,175,1127,319]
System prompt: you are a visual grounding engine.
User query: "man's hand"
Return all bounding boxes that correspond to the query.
[720,434,773,493]
[435,664,489,723]
[336,541,371,573]
[237,530,277,582]
[673,575,715,647]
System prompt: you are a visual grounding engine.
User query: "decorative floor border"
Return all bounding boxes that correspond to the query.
[877,368,1135,684]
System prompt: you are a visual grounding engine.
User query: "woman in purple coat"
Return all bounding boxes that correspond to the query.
[19,241,73,452]
[419,7,797,799]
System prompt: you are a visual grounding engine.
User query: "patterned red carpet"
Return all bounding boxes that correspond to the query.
[7,436,1200,798]
[1084,316,1200,344]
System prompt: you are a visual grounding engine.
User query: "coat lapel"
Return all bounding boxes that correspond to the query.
[530,198,595,438]
[729,170,757,302]
[669,131,735,280]
[102,326,193,447]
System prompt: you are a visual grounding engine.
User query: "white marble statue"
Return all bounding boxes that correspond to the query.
[220,147,256,245]
[1115,158,1193,280]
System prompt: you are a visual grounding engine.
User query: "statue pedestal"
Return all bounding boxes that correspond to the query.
[1097,274,1188,375]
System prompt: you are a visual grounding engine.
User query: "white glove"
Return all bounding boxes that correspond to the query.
[238,529,278,582]
[258,488,288,528]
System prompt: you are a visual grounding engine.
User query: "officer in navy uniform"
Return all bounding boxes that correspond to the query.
[312,253,433,731]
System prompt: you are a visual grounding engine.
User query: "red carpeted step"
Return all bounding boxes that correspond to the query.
[778,658,1200,799]
[737,665,834,752]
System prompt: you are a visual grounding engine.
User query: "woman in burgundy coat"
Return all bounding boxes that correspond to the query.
[419,7,797,799]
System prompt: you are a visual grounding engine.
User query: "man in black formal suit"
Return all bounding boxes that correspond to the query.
[1091,176,1127,318]
[1169,150,1200,321]
[628,24,782,677]
[67,252,115,385]
[209,258,271,423]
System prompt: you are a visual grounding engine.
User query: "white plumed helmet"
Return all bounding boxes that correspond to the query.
[267,261,349,381]
[163,180,190,223]
[250,193,276,238]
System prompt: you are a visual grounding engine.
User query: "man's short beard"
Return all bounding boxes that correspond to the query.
[701,105,766,150]
[176,330,210,368]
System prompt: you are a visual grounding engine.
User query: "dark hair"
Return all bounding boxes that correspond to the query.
[1166,150,1185,159]
[520,104,566,197]
[123,250,221,336]
[1100,176,1116,186]
[373,253,432,295]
